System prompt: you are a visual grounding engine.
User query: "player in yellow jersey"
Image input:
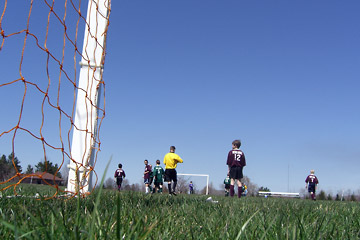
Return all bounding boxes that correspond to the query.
[163,146,183,195]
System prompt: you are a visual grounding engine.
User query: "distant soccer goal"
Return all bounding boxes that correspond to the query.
[178,173,210,195]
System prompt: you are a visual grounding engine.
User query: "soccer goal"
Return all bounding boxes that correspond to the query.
[0,0,111,198]
[178,173,210,195]
[65,0,110,195]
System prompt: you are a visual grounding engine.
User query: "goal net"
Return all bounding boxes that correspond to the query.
[0,0,111,198]
[177,173,210,195]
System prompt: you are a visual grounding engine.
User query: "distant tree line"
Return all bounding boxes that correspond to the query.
[314,190,358,202]
[0,153,22,181]
[26,160,62,178]
[0,152,62,181]
[258,186,271,192]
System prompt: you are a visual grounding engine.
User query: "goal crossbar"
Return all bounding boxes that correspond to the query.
[177,173,209,195]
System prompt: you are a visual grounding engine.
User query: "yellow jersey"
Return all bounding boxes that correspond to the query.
[163,152,183,169]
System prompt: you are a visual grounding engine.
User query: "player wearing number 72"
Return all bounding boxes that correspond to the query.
[226,139,246,198]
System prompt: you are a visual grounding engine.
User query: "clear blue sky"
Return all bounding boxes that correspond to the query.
[1,0,359,195]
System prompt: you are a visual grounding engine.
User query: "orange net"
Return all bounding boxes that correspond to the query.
[0,0,110,199]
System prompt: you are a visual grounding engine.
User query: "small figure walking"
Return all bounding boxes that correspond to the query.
[114,163,126,191]
[305,169,319,200]
[224,174,230,197]
[189,181,194,194]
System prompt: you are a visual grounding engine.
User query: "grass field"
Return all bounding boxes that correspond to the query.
[0,185,359,239]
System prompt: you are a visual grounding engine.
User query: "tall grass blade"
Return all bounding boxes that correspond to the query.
[88,157,112,239]
[235,209,260,240]
[116,192,120,239]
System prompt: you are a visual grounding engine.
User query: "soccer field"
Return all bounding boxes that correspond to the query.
[0,189,359,239]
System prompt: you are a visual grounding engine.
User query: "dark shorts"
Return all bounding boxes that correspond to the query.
[154,176,163,184]
[144,178,149,184]
[154,177,163,186]
[308,183,316,193]
[116,177,123,186]
[154,181,163,188]
[225,184,230,190]
[164,169,177,182]
[229,166,243,180]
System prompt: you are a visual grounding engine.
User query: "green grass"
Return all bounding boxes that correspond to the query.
[0,183,66,199]
[0,189,359,239]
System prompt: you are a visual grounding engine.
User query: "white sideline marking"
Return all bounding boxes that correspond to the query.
[258,191,300,198]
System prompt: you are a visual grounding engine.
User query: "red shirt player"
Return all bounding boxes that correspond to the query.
[305,169,319,200]
[226,139,246,198]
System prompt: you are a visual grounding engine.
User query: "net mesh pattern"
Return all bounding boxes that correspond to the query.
[0,0,110,199]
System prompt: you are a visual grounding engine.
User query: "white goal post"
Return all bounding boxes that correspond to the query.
[66,0,110,194]
[177,173,210,195]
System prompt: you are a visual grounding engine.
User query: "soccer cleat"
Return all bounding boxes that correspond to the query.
[171,192,177,196]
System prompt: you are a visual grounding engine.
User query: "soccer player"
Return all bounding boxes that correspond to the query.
[242,183,248,196]
[148,164,154,193]
[153,160,164,193]
[164,146,183,196]
[189,181,194,194]
[305,169,319,200]
[144,160,152,194]
[114,163,126,191]
[224,174,230,197]
[226,139,246,198]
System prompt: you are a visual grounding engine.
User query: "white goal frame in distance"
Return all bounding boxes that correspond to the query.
[177,173,209,195]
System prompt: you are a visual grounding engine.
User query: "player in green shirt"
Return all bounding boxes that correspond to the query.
[153,159,164,193]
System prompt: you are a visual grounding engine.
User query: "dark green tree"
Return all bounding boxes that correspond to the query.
[258,186,271,192]
[0,154,9,181]
[350,194,357,202]
[0,153,22,181]
[317,190,326,200]
[26,164,34,174]
[35,159,62,178]
[327,194,333,201]
[7,152,22,173]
